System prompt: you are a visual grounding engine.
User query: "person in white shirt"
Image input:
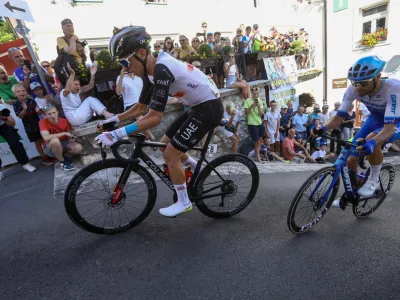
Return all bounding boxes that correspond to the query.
[318,104,329,125]
[61,63,114,127]
[264,100,281,153]
[358,102,370,126]
[30,82,55,120]
[116,67,155,141]
[220,103,240,153]
[311,138,335,163]
[328,101,340,119]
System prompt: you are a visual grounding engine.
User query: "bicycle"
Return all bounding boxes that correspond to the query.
[287,134,396,234]
[64,123,260,234]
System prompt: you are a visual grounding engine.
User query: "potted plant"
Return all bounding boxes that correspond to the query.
[94,50,122,83]
[196,44,219,67]
[358,28,388,47]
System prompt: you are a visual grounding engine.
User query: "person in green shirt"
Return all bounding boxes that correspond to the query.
[244,86,267,163]
[0,64,18,105]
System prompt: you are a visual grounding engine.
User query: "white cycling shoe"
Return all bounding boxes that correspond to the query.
[357,178,380,197]
[159,202,192,218]
[332,198,341,208]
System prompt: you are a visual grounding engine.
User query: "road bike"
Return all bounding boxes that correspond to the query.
[287,135,396,234]
[64,123,260,234]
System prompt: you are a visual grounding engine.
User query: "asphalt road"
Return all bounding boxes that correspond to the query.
[1,161,400,300]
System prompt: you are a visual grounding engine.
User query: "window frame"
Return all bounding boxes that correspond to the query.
[360,3,388,35]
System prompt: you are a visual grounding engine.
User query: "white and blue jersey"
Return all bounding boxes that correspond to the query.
[338,78,400,124]
[337,78,400,156]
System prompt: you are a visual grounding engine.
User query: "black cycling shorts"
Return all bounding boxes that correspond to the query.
[165,98,224,152]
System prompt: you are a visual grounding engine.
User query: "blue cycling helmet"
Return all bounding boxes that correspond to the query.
[348,56,386,81]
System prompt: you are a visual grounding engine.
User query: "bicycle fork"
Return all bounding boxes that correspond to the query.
[111,165,133,205]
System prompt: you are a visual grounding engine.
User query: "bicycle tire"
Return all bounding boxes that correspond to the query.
[64,159,157,234]
[193,153,259,218]
[287,166,340,234]
[352,164,395,218]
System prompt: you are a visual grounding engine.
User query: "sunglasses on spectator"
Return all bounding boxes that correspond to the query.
[193,40,199,43]
[42,64,50,68]
[154,46,160,48]
[118,52,136,68]
[351,78,374,87]
[179,39,186,42]
[202,25,207,28]
[229,55,235,58]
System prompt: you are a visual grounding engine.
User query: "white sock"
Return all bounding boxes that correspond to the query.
[183,156,197,170]
[369,164,382,182]
[174,183,191,206]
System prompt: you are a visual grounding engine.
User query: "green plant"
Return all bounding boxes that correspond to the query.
[0,21,16,44]
[358,28,388,47]
[198,43,212,58]
[95,49,121,69]
[289,40,304,54]
[221,45,233,56]
[75,63,90,85]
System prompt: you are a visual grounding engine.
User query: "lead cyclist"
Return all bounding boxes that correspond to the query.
[95,26,224,217]
[315,56,400,206]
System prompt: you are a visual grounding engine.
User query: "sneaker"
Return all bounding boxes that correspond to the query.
[283,160,291,164]
[42,155,57,165]
[357,178,380,197]
[22,163,36,172]
[159,202,192,218]
[0,171,4,181]
[332,198,341,208]
[60,160,75,171]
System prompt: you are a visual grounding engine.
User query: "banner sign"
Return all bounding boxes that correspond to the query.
[0,103,39,167]
[263,55,298,89]
[269,85,296,108]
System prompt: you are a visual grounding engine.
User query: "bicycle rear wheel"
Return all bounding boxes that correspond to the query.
[64,159,157,234]
[353,164,395,218]
[192,154,259,218]
[287,166,340,234]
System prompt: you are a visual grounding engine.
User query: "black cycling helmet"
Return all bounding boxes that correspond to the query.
[109,26,151,60]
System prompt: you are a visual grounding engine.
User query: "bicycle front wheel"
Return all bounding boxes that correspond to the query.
[353,164,395,218]
[64,159,157,234]
[193,154,259,218]
[287,166,340,234]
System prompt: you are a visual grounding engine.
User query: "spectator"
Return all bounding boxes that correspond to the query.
[232,28,247,52]
[206,32,215,50]
[29,82,56,119]
[220,103,240,153]
[244,86,266,163]
[264,100,281,154]
[41,60,59,90]
[153,42,161,54]
[291,105,308,140]
[282,128,313,163]
[358,102,370,126]
[223,51,251,99]
[213,32,225,88]
[163,37,174,54]
[191,37,201,53]
[0,64,18,105]
[116,67,155,141]
[341,103,355,140]
[57,19,86,66]
[329,101,342,155]
[40,104,82,171]
[279,104,291,142]
[244,26,253,53]
[310,138,335,163]
[0,101,36,180]
[8,47,56,97]
[170,35,196,60]
[12,84,55,165]
[251,24,262,52]
[196,21,208,42]
[61,63,114,127]
[249,138,290,163]
[319,104,329,125]
[287,100,294,116]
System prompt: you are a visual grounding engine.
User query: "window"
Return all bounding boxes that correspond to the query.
[361,3,388,34]
[146,0,168,4]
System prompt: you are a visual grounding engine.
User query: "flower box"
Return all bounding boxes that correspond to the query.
[95,67,121,83]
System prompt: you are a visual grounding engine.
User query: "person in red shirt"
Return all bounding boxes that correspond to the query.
[39,104,82,170]
[282,128,312,162]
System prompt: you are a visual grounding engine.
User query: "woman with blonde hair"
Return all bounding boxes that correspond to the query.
[223,51,251,99]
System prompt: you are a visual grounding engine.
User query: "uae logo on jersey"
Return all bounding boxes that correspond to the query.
[187,64,194,73]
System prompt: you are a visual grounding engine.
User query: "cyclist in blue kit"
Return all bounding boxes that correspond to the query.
[95,26,223,218]
[315,56,400,204]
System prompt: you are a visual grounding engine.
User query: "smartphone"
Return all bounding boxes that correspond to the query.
[174,42,179,48]
[24,59,32,71]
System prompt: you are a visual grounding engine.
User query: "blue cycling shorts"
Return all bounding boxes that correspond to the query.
[350,114,384,157]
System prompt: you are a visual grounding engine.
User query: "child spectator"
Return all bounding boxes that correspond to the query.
[249,138,290,164]
[12,84,56,165]
[311,138,335,163]
[30,82,55,119]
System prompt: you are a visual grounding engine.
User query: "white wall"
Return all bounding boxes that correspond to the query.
[326,0,400,107]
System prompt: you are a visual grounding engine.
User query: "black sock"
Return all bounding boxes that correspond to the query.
[349,169,358,187]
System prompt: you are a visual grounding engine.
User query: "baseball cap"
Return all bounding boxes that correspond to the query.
[253,24,259,29]
[294,134,301,139]
[61,19,73,26]
[322,104,329,109]
[281,104,288,109]
[30,82,43,90]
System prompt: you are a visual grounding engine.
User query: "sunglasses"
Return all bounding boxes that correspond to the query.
[154,46,160,48]
[118,52,136,68]
[42,65,50,68]
[179,39,186,42]
[166,41,172,44]
[229,56,235,58]
[202,26,207,28]
[351,78,374,87]
[193,40,199,43]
